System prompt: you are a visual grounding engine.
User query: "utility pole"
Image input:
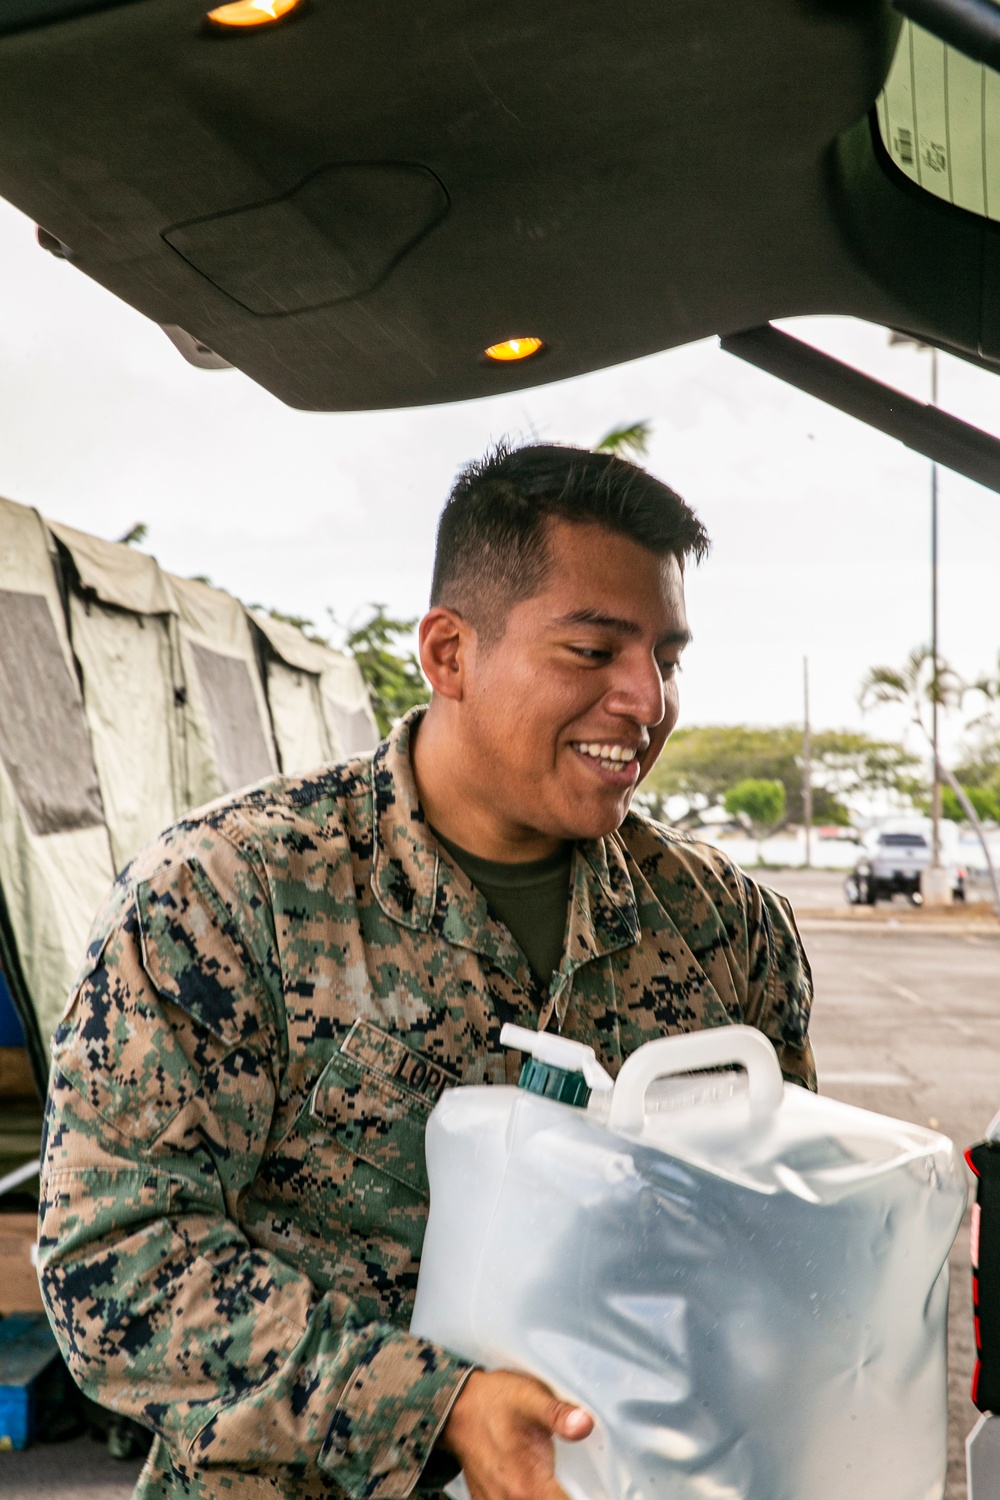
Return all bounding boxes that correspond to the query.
[929,346,942,873]
[921,345,951,904]
[803,656,813,869]
[887,332,950,903]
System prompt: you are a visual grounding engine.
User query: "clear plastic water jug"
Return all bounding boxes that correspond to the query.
[411,1024,966,1500]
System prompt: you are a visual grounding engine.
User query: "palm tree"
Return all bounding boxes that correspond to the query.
[968,652,1000,721]
[859,645,962,730]
[860,647,1000,911]
[594,421,653,462]
[117,522,149,547]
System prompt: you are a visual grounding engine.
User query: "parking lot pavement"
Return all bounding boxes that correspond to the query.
[757,863,998,913]
[802,918,1000,1500]
[4,897,996,1500]
[754,865,850,911]
[1,1435,143,1500]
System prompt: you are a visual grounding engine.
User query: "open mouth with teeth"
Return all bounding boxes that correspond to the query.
[571,740,641,779]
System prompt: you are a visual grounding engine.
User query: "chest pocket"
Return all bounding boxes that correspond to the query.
[310,1021,457,1200]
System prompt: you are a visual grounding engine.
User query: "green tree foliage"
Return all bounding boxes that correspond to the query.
[957,653,1000,802]
[969,650,1000,716]
[593,421,653,461]
[117,522,149,547]
[343,605,428,736]
[859,645,963,726]
[941,784,1000,823]
[724,778,786,833]
[646,724,918,825]
[954,738,1000,800]
[262,607,328,643]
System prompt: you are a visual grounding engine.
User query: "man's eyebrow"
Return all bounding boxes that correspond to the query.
[555,608,692,646]
[557,608,641,634]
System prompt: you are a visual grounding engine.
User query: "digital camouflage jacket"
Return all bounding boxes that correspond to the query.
[39,709,816,1500]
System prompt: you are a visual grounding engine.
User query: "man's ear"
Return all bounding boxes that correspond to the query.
[419,607,474,700]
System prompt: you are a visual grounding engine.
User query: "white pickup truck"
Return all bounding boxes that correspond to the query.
[845,821,966,906]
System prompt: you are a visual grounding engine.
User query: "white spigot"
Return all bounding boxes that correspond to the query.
[500,1022,614,1093]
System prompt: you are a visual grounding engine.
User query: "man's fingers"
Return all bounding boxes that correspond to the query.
[513,1378,593,1441]
[550,1401,593,1441]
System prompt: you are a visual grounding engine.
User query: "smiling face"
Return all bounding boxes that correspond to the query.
[414,519,690,856]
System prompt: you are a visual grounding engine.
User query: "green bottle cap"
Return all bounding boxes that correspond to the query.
[517,1057,591,1108]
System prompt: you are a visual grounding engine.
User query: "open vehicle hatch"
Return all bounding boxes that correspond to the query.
[0,0,999,415]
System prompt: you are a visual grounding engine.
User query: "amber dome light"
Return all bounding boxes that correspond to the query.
[205,0,304,31]
[484,337,545,362]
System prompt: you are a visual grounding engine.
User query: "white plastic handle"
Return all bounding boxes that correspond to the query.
[607,1025,784,1132]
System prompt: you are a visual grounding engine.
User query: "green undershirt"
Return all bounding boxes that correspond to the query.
[432,828,573,988]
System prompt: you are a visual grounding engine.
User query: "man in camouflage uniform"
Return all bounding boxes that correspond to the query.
[39,444,815,1500]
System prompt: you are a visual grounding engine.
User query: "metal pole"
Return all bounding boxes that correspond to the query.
[803,657,813,869]
[930,349,942,869]
[719,325,1000,495]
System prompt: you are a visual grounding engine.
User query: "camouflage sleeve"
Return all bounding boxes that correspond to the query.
[38,834,471,1499]
[738,877,817,1092]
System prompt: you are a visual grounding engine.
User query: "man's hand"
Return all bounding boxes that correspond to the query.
[439,1369,593,1500]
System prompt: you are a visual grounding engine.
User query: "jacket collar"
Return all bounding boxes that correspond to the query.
[370,708,640,978]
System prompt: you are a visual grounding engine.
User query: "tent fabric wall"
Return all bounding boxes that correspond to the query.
[318,652,380,757]
[253,613,334,774]
[169,576,277,802]
[50,523,186,873]
[0,499,116,1052]
[48,521,175,616]
[251,612,377,771]
[62,596,182,872]
[0,498,379,1059]
[262,660,334,776]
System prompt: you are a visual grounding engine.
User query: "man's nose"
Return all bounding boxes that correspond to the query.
[604,655,666,727]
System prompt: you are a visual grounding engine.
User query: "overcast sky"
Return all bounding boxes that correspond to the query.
[2,194,998,760]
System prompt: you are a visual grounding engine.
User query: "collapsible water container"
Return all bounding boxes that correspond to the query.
[411,1024,966,1500]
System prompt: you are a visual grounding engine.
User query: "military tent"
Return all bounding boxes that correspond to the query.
[0,498,378,1096]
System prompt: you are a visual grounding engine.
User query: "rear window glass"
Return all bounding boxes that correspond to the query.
[878,833,928,848]
[876,19,1000,220]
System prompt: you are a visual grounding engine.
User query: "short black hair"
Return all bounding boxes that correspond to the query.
[430,441,709,641]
